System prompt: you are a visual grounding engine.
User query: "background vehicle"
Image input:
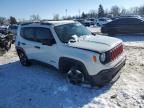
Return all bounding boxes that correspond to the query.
[16,21,126,86]
[101,17,144,35]
[87,18,96,26]
[8,25,18,43]
[0,25,8,32]
[0,29,12,51]
[74,19,85,24]
[111,15,142,20]
[75,19,95,27]
[75,19,93,27]
[82,20,93,26]
[96,17,112,26]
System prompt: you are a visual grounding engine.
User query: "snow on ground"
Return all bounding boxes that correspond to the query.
[0,34,144,108]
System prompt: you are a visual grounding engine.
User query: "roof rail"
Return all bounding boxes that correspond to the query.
[20,20,53,26]
[20,21,40,26]
[40,20,53,25]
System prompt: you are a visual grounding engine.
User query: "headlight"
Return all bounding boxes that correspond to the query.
[100,53,106,63]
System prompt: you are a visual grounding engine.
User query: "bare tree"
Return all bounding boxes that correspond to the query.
[111,6,120,17]
[139,6,144,15]
[9,16,17,25]
[120,8,127,16]
[0,17,6,25]
[89,10,97,18]
[53,14,59,20]
[81,12,87,19]
[30,14,41,22]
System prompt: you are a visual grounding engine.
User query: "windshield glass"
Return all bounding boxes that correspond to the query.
[54,23,91,43]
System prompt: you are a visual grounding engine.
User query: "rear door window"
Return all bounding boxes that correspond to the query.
[20,27,35,41]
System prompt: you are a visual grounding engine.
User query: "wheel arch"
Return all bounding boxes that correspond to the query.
[59,57,90,80]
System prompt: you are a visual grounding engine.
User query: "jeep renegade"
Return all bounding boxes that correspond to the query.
[16,20,126,86]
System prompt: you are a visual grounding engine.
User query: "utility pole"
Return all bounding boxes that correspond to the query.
[79,9,81,19]
[65,9,67,19]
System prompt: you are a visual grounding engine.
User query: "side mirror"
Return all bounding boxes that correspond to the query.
[42,39,56,46]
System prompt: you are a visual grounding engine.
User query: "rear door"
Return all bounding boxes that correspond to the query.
[20,27,40,60]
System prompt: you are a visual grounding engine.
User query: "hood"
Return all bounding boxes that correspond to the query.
[68,35,122,53]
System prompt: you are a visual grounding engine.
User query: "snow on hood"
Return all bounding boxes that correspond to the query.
[68,35,122,53]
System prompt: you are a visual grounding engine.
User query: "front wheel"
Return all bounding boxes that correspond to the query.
[67,67,85,85]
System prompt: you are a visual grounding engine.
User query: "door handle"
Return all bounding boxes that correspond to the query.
[21,43,26,45]
[34,46,40,49]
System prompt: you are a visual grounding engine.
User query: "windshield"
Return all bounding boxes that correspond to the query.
[54,23,91,43]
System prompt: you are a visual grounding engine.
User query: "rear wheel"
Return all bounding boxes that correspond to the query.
[18,51,31,66]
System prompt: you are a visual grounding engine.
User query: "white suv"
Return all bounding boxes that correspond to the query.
[16,20,126,87]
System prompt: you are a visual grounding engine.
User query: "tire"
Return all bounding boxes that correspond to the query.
[67,66,85,85]
[18,51,31,66]
[4,40,12,51]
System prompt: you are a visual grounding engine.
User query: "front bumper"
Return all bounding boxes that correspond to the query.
[90,57,126,86]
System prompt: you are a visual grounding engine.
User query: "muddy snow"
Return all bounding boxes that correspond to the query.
[0,35,144,108]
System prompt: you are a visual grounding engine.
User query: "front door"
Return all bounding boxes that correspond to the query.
[34,27,58,67]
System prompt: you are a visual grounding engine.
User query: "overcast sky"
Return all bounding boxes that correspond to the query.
[0,0,143,19]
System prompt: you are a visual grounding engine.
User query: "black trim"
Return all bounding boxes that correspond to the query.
[21,23,34,26]
[40,23,52,26]
[21,22,53,26]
